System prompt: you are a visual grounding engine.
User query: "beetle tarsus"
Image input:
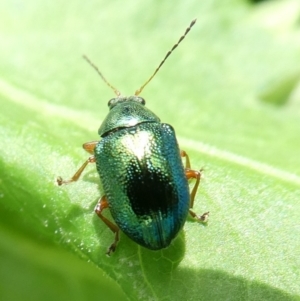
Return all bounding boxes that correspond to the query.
[106,243,117,256]
[106,230,120,256]
[189,209,209,223]
[56,176,73,186]
[199,211,210,223]
[57,176,64,186]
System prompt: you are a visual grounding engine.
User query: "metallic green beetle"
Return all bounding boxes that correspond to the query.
[57,19,209,255]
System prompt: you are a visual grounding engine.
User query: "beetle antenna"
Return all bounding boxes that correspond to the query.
[135,19,197,96]
[83,55,121,97]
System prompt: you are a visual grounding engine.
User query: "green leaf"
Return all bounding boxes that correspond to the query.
[1,0,300,300]
[258,71,300,105]
[0,210,129,301]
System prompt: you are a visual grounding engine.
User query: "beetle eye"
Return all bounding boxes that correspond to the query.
[138,97,146,105]
[108,98,117,107]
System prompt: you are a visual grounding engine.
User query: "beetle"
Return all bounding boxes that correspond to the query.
[57,19,209,255]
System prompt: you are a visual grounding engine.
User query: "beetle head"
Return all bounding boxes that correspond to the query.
[108,96,146,110]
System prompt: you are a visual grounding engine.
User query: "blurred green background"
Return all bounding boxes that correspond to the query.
[1,0,300,300]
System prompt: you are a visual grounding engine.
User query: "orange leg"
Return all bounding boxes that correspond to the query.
[57,141,98,185]
[181,150,209,223]
[95,196,120,255]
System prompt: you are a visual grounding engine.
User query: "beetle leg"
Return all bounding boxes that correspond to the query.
[57,141,98,185]
[180,150,191,169]
[82,140,98,155]
[95,196,120,255]
[185,168,201,208]
[181,150,209,223]
[186,168,209,223]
